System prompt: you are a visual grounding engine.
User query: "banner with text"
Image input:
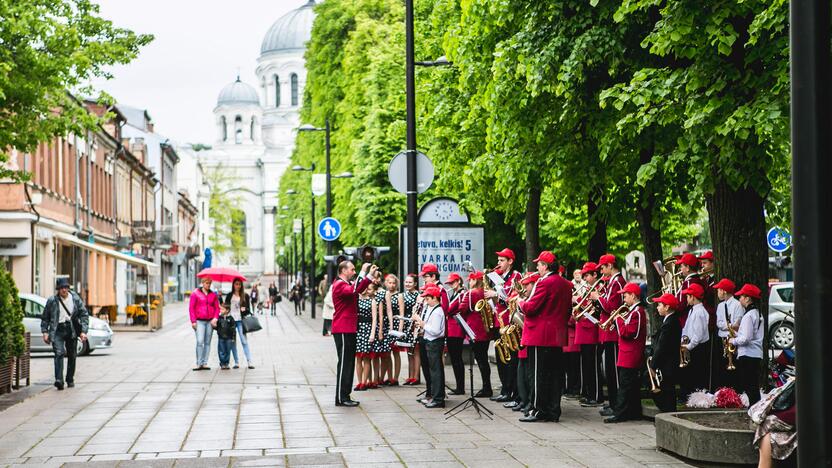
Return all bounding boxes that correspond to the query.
[399,225,485,281]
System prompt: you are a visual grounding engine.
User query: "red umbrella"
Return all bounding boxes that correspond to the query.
[197,267,247,283]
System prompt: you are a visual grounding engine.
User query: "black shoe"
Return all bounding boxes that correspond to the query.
[599,408,615,417]
[202,366,211,371]
[580,399,603,407]
[248,365,255,369]
[494,394,512,402]
[424,401,445,408]
[233,365,239,369]
[418,398,432,405]
[54,381,64,390]
[66,381,75,388]
[449,388,465,395]
[474,389,493,398]
[519,411,545,422]
[512,404,524,412]
[336,400,360,407]
[604,417,625,424]
[489,394,505,401]
[503,401,519,408]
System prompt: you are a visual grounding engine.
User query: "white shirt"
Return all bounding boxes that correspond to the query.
[422,305,445,341]
[229,295,242,321]
[732,308,763,358]
[682,303,709,350]
[58,294,74,323]
[715,296,744,338]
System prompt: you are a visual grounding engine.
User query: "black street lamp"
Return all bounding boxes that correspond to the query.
[290,165,319,318]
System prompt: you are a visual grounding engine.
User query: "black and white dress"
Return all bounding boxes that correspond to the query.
[372,289,392,355]
[401,291,419,349]
[356,296,374,358]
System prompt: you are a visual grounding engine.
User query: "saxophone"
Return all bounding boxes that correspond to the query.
[475,268,495,331]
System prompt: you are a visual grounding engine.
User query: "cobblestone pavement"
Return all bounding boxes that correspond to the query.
[0,301,691,467]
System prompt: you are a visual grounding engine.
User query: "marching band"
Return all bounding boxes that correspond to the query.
[328,248,765,422]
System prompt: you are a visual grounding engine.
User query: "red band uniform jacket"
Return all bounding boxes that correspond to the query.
[445,287,464,338]
[615,303,647,368]
[458,288,489,342]
[518,272,571,348]
[494,270,522,327]
[597,273,626,342]
[331,275,372,334]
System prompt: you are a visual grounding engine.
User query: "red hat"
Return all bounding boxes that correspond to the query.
[698,251,715,261]
[735,283,762,299]
[558,265,566,275]
[618,282,642,296]
[532,250,556,264]
[445,273,462,284]
[521,272,540,285]
[419,263,438,276]
[495,248,515,261]
[681,283,705,299]
[580,262,599,276]
[468,271,484,280]
[652,293,680,309]
[598,254,616,266]
[713,278,736,294]
[420,285,442,298]
[675,253,700,268]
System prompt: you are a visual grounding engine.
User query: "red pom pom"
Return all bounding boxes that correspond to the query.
[714,387,744,408]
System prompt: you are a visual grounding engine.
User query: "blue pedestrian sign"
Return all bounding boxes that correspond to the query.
[767,227,791,253]
[318,217,342,241]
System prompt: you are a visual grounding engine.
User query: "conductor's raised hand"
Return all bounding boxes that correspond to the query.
[368,264,379,276]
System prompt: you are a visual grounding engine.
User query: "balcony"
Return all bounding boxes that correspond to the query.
[131,221,154,244]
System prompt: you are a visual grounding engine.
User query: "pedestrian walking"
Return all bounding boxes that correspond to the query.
[322,284,334,336]
[268,282,278,316]
[41,277,89,390]
[250,281,260,315]
[290,283,303,316]
[224,278,255,369]
[189,277,220,371]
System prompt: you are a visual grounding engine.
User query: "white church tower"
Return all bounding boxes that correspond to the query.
[200,0,315,280]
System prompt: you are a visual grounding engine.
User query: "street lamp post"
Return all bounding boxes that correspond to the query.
[298,121,335,286]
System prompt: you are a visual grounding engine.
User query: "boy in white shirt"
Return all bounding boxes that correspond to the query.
[413,285,446,408]
[729,283,764,405]
[679,283,710,400]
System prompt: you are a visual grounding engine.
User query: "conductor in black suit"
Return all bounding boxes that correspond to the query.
[650,294,682,412]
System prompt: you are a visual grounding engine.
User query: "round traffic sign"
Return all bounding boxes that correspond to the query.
[767,227,791,253]
[388,151,434,195]
[318,217,342,241]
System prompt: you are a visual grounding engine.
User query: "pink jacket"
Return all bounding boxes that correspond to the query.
[189,288,220,322]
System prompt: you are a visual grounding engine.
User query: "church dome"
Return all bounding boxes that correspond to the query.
[260,0,316,54]
[217,78,260,106]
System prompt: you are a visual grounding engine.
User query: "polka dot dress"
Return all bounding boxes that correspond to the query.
[372,289,392,354]
[356,296,373,357]
[402,291,419,347]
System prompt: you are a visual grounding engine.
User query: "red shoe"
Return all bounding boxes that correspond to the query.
[389,379,399,386]
[353,383,364,391]
[368,381,379,389]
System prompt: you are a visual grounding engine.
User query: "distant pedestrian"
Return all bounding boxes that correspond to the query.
[250,281,260,315]
[322,284,334,336]
[290,283,303,316]
[224,278,255,369]
[189,277,220,371]
[41,277,89,390]
[268,282,278,316]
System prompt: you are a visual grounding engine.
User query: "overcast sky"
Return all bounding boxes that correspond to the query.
[92,0,303,145]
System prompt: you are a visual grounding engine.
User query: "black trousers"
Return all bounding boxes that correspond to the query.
[446,337,466,391]
[736,356,762,406]
[602,341,619,407]
[517,357,530,407]
[333,333,356,403]
[52,323,77,384]
[425,338,446,402]
[528,346,563,420]
[652,369,678,413]
[680,343,710,400]
[580,344,603,402]
[614,366,642,420]
[712,337,737,390]
[496,349,518,397]
[471,340,492,392]
[564,351,581,395]
[419,338,431,390]
[270,298,277,314]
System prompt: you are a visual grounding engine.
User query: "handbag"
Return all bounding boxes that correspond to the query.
[242,314,262,333]
[57,296,82,336]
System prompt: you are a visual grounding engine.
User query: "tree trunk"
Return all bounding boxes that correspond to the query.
[587,190,608,262]
[635,148,664,336]
[705,176,769,373]
[524,186,542,271]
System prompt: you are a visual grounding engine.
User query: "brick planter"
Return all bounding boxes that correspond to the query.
[655,410,757,465]
[0,357,12,395]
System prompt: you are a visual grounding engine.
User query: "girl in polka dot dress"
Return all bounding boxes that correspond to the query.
[354,281,377,391]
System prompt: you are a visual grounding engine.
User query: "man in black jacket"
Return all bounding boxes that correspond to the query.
[650,294,682,412]
[41,277,89,390]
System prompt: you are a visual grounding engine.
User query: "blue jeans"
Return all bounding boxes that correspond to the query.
[194,320,213,366]
[233,320,253,364]
[218,339,234,366]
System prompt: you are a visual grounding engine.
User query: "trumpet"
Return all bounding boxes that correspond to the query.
[680,336,691,368]
[647,357,662,393]
[598,304,629,331]
[572,278,605,320]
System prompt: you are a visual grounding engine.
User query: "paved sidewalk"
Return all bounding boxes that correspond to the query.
[0,301,690,467]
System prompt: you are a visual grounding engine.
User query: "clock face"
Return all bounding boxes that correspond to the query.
[433,201,454,221]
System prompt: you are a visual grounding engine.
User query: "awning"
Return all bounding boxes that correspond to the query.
[54,232,160,274]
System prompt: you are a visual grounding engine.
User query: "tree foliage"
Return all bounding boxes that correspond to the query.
[0,265,25,363]
[205,166,247,263]
[0,0,153,179]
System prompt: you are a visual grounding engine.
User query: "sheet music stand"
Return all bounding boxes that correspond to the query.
[444,315,494,420]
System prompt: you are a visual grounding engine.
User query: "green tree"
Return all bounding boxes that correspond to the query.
[205,166,247,262]
[0,0,152,180]
[0,265,25,363]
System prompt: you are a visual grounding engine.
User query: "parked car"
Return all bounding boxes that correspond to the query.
[19,293,114,356]
[768,282,794,349]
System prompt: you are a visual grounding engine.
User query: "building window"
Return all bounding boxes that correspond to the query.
[221,116,227,141]
[234,115,242,144]
[250,117,255,142]
[274,75,280,107]
[291,73,298,106]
